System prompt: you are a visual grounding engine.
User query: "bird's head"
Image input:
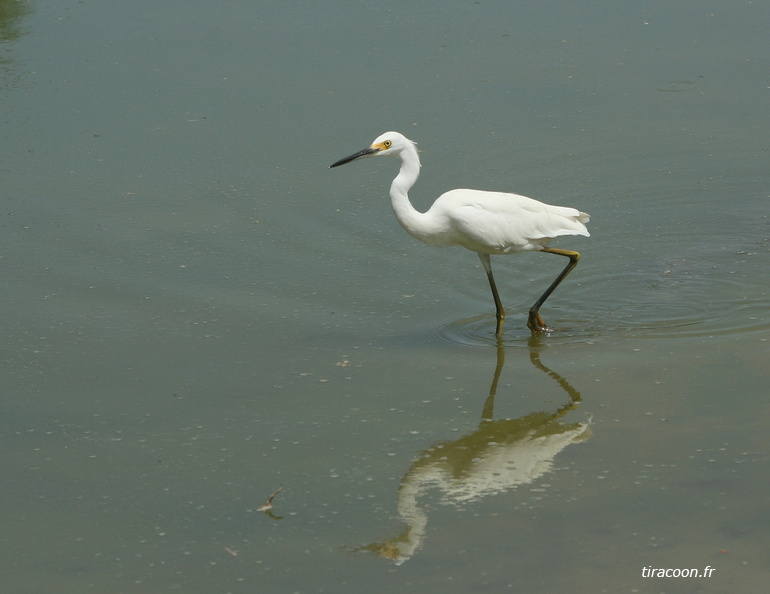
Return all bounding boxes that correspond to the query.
[329,131,414,168]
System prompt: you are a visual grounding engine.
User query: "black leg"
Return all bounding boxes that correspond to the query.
[527,248,581,334]
[478,253,505,337]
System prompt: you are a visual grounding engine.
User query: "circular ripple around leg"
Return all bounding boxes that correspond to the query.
[431,313,600,348]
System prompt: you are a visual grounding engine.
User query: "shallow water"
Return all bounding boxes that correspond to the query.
[2,1,769,592]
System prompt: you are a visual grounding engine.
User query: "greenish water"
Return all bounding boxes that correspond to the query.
[2,1,768,592]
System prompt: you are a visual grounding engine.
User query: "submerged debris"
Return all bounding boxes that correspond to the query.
[256,486,284,513]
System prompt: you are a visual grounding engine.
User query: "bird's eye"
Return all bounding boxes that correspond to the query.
[383,140,392,148]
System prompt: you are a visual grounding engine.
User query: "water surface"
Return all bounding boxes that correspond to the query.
[2,1,768,592]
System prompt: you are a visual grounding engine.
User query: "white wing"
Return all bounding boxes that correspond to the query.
[433,189,589,254]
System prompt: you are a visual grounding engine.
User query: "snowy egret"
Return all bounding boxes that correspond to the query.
[330,131,590,336]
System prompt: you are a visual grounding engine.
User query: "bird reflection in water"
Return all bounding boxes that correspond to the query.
[356,339,591,564]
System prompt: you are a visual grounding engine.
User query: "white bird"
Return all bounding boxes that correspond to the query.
[330,131,590,336]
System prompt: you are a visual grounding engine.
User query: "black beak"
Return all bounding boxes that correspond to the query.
[329,147,378,168]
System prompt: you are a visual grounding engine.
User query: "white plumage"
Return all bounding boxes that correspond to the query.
[330,131,590,336]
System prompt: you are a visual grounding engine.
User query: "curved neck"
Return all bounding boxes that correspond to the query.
[389,143,432,240]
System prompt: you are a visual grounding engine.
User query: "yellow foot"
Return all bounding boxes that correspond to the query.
[527,312,552,334]
[494,314,505,338]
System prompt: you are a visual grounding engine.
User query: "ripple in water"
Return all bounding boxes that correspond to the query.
[432,313,600,348]
[433,255,769,347]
